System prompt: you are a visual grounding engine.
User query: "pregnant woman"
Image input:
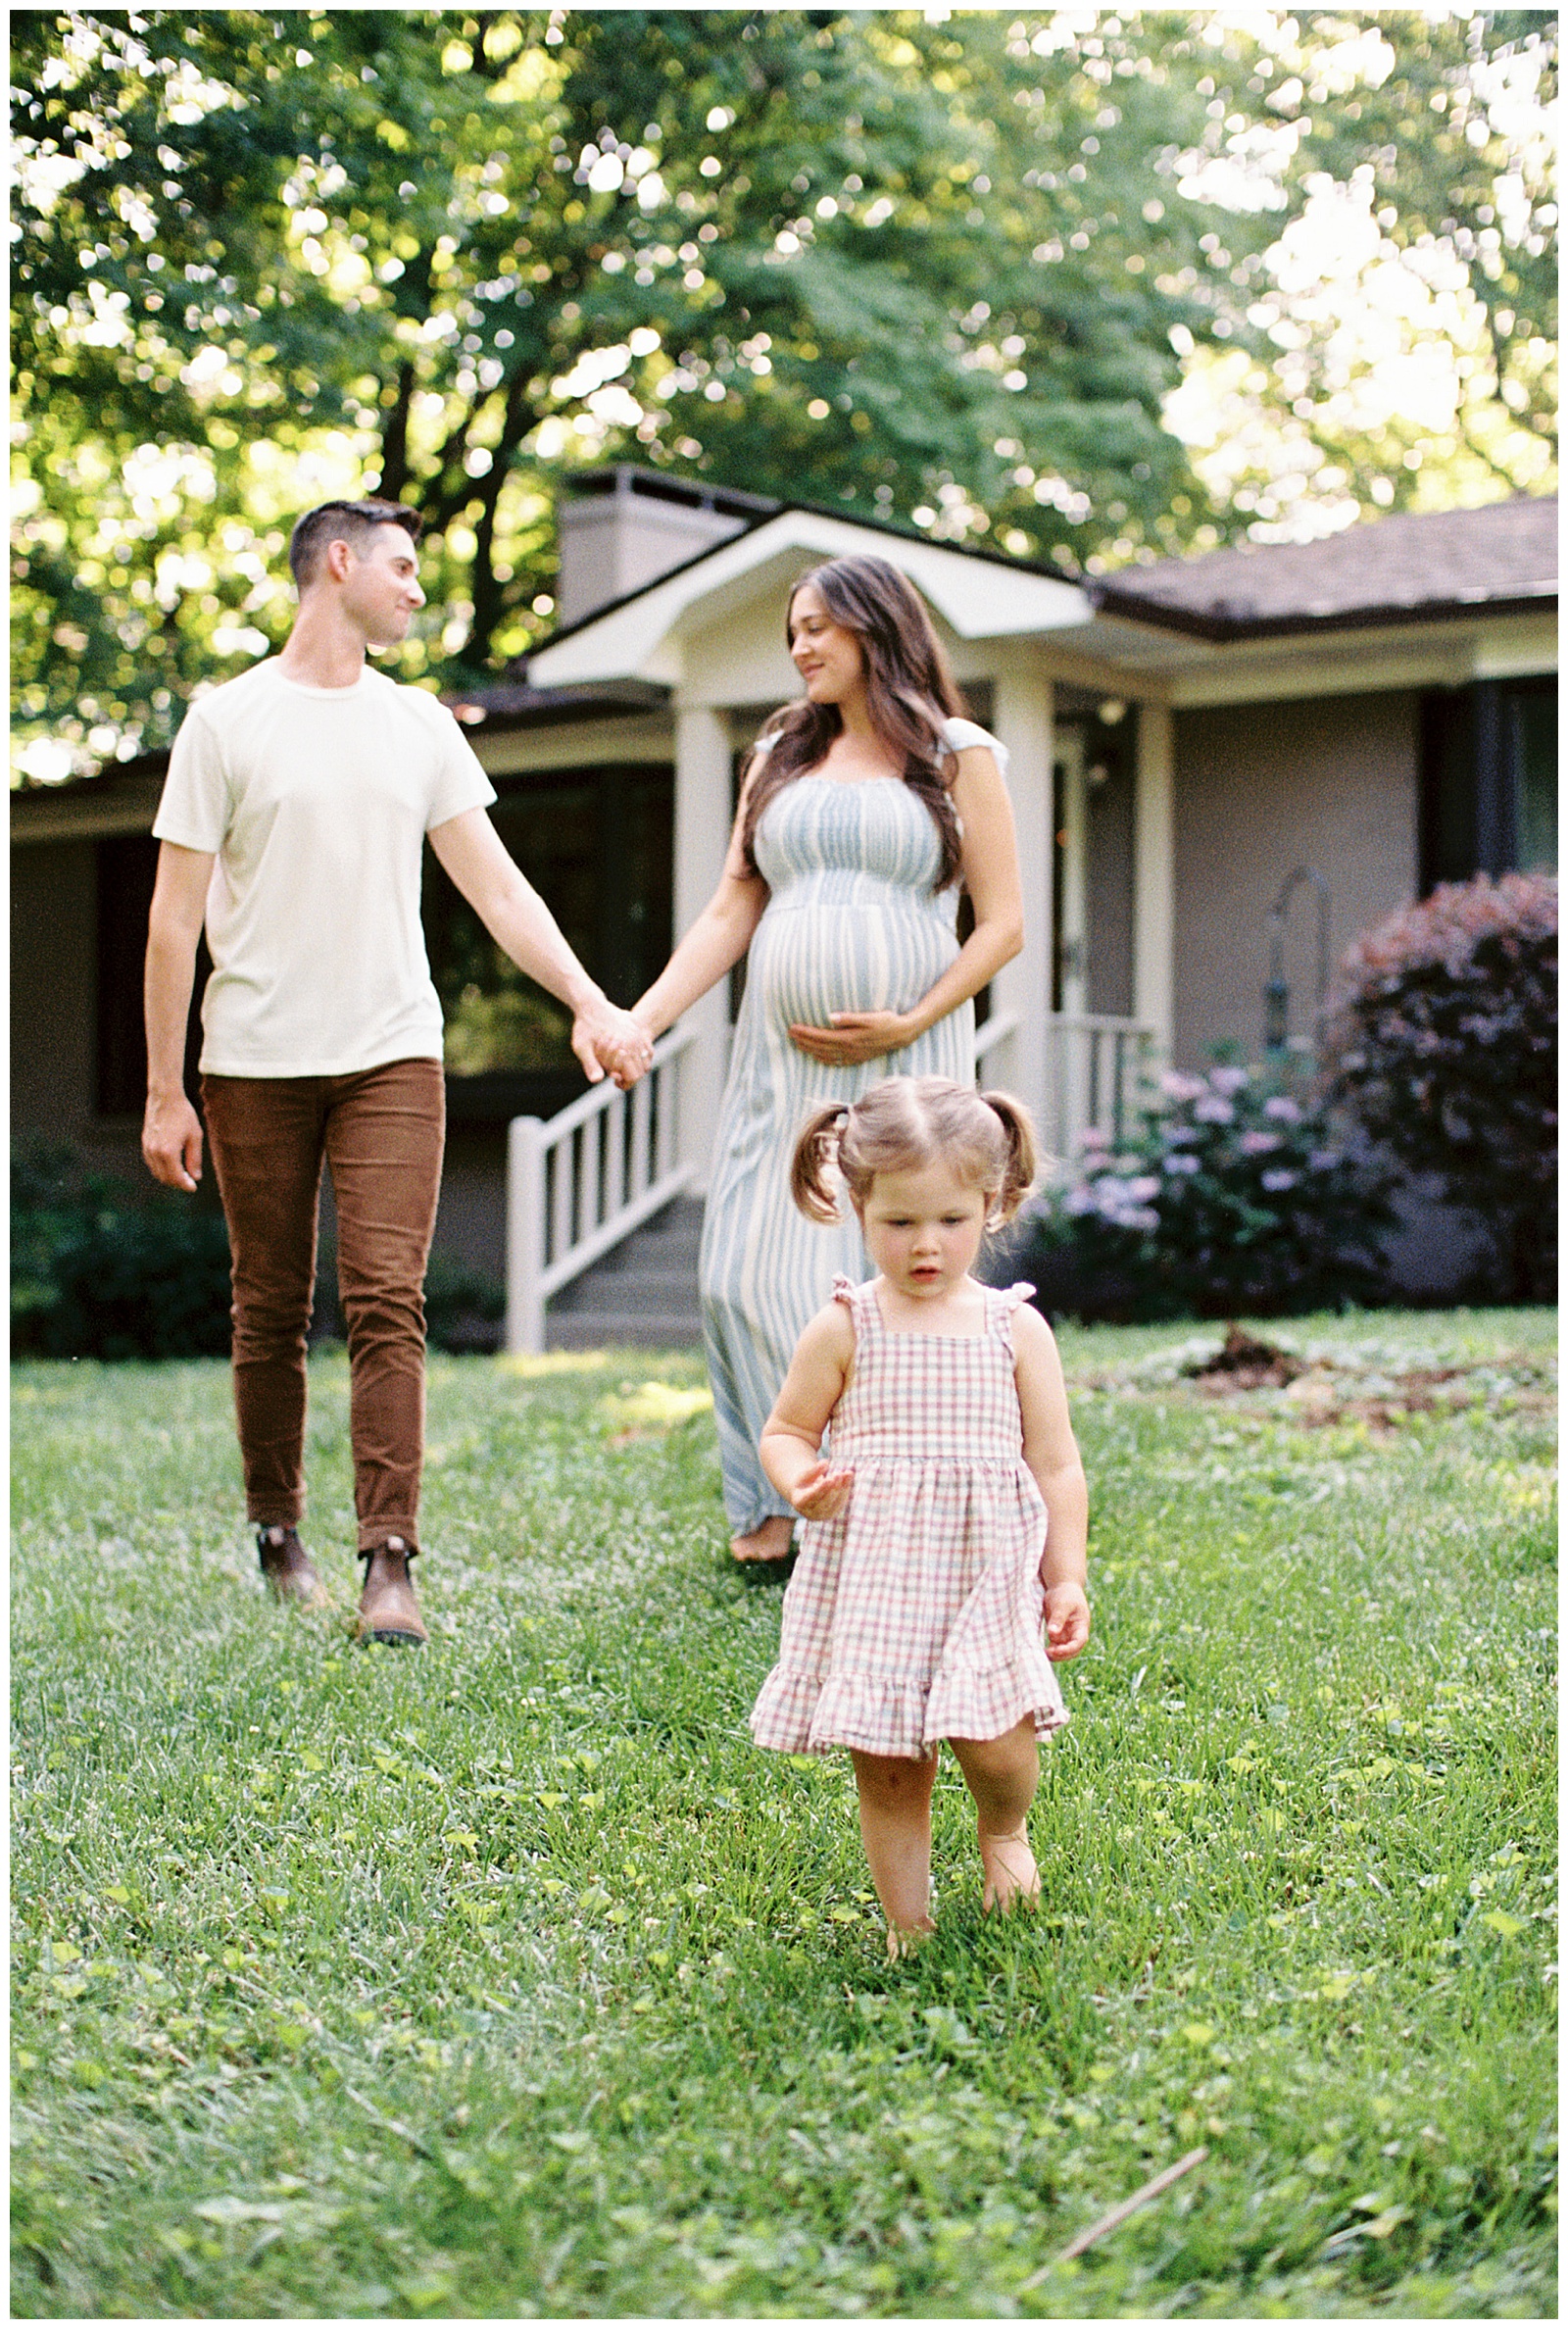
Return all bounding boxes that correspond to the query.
[629,556,1025,1561]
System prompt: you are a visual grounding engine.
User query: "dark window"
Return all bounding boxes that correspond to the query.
[422,762,673,1122]
[95,833,208,1118]
[1419,676,1557,892]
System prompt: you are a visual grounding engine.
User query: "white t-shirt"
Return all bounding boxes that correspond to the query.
[153,659,496,1077]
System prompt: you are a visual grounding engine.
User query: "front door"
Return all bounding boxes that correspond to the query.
[1052,730,1089,1017]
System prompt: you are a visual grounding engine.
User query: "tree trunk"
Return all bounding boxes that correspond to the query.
[376,363,416,506]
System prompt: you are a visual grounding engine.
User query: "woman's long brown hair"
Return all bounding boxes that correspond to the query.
[738,557,969,890]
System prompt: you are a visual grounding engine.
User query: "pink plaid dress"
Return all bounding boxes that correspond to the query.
[750,1276,1070,1759]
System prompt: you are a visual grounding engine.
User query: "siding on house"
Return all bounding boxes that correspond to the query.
[1172,688,1420,1065]
[12,838,98,1147]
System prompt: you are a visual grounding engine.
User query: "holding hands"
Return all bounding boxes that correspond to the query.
[572,999,655,1090]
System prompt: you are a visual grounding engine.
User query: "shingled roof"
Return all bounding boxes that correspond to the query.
[1088,494,1558,642]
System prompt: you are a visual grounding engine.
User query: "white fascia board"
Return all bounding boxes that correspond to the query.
[527,511,1093,687]
[1056,608,1559,706]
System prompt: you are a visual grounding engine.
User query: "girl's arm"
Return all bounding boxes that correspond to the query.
[787,743,1025,1067]
[760,1302,857,1519]
[1012,1304,1092,1660]
[630,756,772,1040]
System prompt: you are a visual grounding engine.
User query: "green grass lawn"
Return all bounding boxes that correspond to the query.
[11,1311,1556,2319]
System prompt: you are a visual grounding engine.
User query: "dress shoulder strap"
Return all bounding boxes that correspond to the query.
[831,1272,858,1307]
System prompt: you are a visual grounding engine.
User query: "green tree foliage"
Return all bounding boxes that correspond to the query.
[12,9,1557,775]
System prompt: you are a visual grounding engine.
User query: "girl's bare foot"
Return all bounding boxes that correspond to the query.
[730,1514,795,1563]
[979,1825,1041,1913]
[886,1915,937,1959]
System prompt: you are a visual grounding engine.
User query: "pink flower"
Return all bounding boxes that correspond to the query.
[1239,1130,1282,1156]
[1159,1069,1205,1103]
[1193,1097,1236,1123]
[1208,1066,1251,1096]
[1263,1096,1301,1123]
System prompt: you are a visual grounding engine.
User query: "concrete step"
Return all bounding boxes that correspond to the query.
[543,1196,704,1349]
[550,1266,699,1312]
[547,1309,703,1352]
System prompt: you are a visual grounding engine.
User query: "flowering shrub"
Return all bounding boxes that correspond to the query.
[1322,873,1556,1303]
[1011,1062,1393,1322]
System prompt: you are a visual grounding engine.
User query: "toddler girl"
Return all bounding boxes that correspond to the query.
[751,1075,1090,1956]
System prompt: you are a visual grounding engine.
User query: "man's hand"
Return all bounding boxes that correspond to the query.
[142,1091,204,1192]
[571,1001,654,1090]
[787,1010,916,1066]
[1043,1581,1091,1661]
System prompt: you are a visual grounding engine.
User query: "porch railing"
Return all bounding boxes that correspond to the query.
[503,1008,1155,1353]
[971,1009,1019,1073]
[1042,1014,1154,1164]
[505,1025,699,1355]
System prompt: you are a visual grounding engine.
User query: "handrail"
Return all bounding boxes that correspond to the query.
[972,1010,1019,1067]
[505,1025,700,1355]
[1042,1013,1154,1160]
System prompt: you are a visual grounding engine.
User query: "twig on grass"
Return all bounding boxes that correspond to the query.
[1022,2145,1208,2284]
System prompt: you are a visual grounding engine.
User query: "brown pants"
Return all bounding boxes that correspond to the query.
[201,1058,445,1554]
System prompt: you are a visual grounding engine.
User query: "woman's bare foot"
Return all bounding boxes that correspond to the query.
[886,1915,937,1960]
[979,1825,1041,1913]
[730,1514,796,1563]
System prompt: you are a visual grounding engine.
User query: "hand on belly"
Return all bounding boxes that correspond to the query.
[788,1011,915,1065]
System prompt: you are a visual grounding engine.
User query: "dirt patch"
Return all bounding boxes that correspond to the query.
[1185,1324,1306,1393]
[1074,1335,1555,1435]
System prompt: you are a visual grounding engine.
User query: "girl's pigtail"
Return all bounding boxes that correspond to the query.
[791,1104,851,1222]
[979,1090,1041,1225]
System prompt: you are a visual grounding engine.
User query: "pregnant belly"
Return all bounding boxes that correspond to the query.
[749,902,956,1027]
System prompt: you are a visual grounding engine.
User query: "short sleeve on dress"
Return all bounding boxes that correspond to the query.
[993,1281,1037,1356]
[942,718,1011,783]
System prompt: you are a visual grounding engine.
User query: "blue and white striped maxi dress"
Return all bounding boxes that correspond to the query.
[699,718,1010,1535]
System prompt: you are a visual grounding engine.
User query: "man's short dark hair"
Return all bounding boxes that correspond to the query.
[288,498,422,587]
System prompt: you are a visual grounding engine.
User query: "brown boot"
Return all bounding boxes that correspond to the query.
[357,1536,427,1647]
[256,1525,328,1609]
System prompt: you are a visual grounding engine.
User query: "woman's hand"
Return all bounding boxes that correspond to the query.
[571,1001,654,1089]
[788,1458,855,1520]
[1043,1581,1091,1661]
[787,1011,915,1066]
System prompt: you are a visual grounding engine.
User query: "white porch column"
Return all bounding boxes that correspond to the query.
[671,703,733,1190]
[1133,699,1176,1061]
[989,666,1054,1127]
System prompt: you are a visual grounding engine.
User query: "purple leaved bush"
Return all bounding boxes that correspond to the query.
[1323,873,1557,1302]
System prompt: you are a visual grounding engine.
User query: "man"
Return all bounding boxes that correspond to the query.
[142,497,650,1645]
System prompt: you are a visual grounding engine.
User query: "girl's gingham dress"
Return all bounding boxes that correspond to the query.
[750,1276,1069,1760]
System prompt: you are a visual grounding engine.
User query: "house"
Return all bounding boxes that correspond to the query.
[12,471,1556,1334]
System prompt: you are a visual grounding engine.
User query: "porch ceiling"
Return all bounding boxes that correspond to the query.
[525,508,1094,688]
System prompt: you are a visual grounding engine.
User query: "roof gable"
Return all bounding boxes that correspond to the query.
[526,505,1090,687]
